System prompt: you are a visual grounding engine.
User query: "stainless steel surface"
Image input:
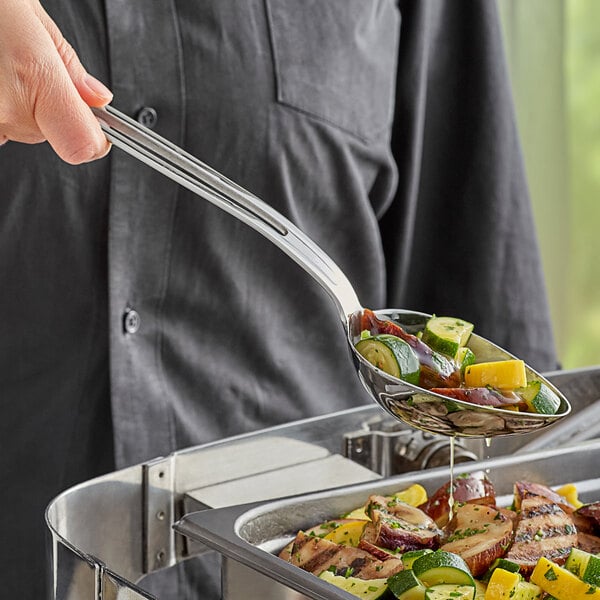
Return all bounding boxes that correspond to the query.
[46,464,156,600]
[45,367,600,599]
[175,439,600,600]
[93,104,571,438]
[92,105,361,322]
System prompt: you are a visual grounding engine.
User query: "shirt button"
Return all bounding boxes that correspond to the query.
[123,309,141,334]
[136,106,158,129]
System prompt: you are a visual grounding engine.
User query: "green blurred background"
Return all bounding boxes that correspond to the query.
[499,0,599,369]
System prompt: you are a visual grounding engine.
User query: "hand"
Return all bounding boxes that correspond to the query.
[0,0,113,164]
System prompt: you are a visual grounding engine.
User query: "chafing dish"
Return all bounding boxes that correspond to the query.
[46,366,600,599]
[177,438,600,600]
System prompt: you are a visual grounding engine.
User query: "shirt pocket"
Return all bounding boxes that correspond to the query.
[265,0,400,142]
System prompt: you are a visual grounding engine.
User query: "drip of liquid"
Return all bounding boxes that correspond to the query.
[447,436,456,522]
[484,437,493,474]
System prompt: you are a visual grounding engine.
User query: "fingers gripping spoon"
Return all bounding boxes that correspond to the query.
[93,105,570,438]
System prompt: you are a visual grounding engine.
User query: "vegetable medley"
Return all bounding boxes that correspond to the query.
[278,472,600,600]
[355,310,561,415]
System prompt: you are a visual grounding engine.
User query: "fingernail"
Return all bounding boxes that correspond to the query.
[84,75,113,102]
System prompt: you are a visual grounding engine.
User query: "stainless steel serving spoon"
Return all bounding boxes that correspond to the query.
[93,105,571,438]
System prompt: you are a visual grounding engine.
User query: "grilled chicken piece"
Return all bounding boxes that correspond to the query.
[357,539,400,561]
[578,532,600,554]
[361,495,441,552]
[419,471,496,527]
[577,502,600,534]
[514,482,571,511]
[278,519,362,561]
[505,487,578,574]
[440,503,514,577]
[572,510,596,535]
[288,531,403,579]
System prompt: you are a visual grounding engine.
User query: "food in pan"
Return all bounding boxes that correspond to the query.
[279,473,600,599]
[355,310,561,415]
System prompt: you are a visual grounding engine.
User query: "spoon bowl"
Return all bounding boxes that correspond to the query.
[347,308,571,437]
[95,105,572,440]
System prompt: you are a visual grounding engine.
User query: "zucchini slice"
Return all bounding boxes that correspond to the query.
[517,380,561,415]
[401,549,434,570]
[412,551,475,588]
[319,570,389,599]
[421,316,474,359]
[565,547,600,586]
[387,569,427,599]
[424,584,475,600]
[481,558,521,583]
[355,334,420,384]
[457,347,475,373]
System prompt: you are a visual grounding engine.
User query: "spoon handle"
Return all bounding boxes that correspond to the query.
[93,105,362,321]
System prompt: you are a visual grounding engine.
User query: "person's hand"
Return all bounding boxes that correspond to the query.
[0,0,113,164]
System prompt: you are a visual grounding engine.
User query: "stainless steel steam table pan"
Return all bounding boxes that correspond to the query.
[176,440,600,600]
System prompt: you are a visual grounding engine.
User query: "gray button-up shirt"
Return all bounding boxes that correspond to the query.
[0,1,556,597]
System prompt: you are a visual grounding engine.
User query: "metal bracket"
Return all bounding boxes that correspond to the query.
[143,456,176,574]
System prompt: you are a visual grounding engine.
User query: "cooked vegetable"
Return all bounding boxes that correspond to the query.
[388,569,428,600]
[319,570,389,599]
[396,484,429,508]
[430,388,522,408]
[480,558,521,583]
[530,556,600,599]
[518,380,561,415]
[483,568,520,600]
[473,581,487,600]
[356,309,561,415]
[422,316,474,360]
[281,479,600,600]
[512,581,543,600]
[464,360,527,391]
[323,520,367,546]
[457,347,476,373]
[555,483,584,509]
[344,506,371,521]
[355,334,420,385]
[565,547,600,586]
[425,584,475,599]
[344,484,429,522]
[402,549,434,569]
[412,550,475,588]
[359,309,461,388]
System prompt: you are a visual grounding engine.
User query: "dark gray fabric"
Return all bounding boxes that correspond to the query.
[0,1,557,598]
